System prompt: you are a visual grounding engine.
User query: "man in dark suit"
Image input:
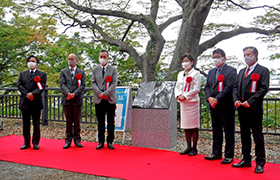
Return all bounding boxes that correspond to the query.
[204,49,237,164]
[60,53,86,149]
[232,46,269,173]
[17,55,47,150]
[91,50,118,150]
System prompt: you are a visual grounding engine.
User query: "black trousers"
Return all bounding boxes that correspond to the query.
[210,108,235,158]
[95,99,116,143]
[63,102,82,143]
[238,108,266,166]
[21,109,41,146]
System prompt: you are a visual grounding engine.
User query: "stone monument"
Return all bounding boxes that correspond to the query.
[131,81,177,149]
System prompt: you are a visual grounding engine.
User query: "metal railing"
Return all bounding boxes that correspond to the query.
[0,87,99,125]
[0,87,279,135]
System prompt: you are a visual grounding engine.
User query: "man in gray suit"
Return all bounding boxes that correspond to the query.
[91,50,118,150]
[60,53,86,149]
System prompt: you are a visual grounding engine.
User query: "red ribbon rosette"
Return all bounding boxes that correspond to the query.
[217,74,224,92]
[105,76,112,90]
[34,76,43,90]
[217,74,225,82]
[34,76,41,83]
[184,76,193,92]
[101,76,112,100]
[105,76,112,83]
[76,73,82,80]
[186,76,193,83]
[250,73,260,81]
[250,73,260,92]
[75,73,82,87]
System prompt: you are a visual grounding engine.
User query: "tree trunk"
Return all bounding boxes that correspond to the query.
[135,16,166,82]
[169,0,213,78]
[136,38,165,82]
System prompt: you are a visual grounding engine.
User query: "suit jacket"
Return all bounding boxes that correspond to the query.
[91,65,118,104]
[205,64,237,111]
[60,67,86,106]
[17,69,47,110]
[233,63,269,113]
[174,68,201,102]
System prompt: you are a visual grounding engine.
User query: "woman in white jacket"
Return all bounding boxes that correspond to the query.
[174,53,201,156]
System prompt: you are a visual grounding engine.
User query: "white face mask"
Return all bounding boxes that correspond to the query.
[244,56,255,65]
[213,57,224,67]
[27,62,37,69]
[182,62,191,70]
[99,58,108,66]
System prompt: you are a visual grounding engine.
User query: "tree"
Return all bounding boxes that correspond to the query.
[0,11,57,87]
[0,0,141,88]
[22,0,280,81]
[42,33,141,87]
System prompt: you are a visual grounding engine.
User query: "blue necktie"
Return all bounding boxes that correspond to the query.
[215,68,221,81]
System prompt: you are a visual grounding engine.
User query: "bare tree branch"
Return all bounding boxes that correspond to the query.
[123,0,131,10]
[62,21,79,33]
[195,67,208,77]
[65,0,144,22]
[228,0,280,12]
[122,20,135,41]
[175,0,185,7]
[158,15,182,32]
[199,26,280,55]
[32,1,167,81]
[150,0,159,21]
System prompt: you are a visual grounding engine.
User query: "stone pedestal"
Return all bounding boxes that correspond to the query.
[131,81,177,149]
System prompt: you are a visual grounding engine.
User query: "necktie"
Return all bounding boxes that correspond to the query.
[215,68,221,81]
[71,68,74,79]
[30,71,34,78]
[244,68,250,78]
[102,67,105,78]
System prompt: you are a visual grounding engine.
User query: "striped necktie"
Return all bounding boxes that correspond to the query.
[71,68,74,79]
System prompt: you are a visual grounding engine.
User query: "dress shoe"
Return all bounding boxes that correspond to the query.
[33,145,39,150]
[221,158,233,164]
[204,154,222,160]
[189,148,197,156]
[180,148,192,155]
[107,142,114,150]
[75,142,83,148]
[96,142,104,150]
[255,165,264,173]
[232,160,251,168]
[20,144,31,150]
[63,142,71,149]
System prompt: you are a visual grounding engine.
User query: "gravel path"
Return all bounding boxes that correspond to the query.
[0,119,279,179]
[0,161,121,180]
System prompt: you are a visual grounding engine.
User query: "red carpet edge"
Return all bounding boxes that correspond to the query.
[0,135,279,180]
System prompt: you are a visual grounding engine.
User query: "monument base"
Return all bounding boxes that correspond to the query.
[131,98,177,149]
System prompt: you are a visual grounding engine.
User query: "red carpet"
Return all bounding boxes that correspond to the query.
[0,135,279,180]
